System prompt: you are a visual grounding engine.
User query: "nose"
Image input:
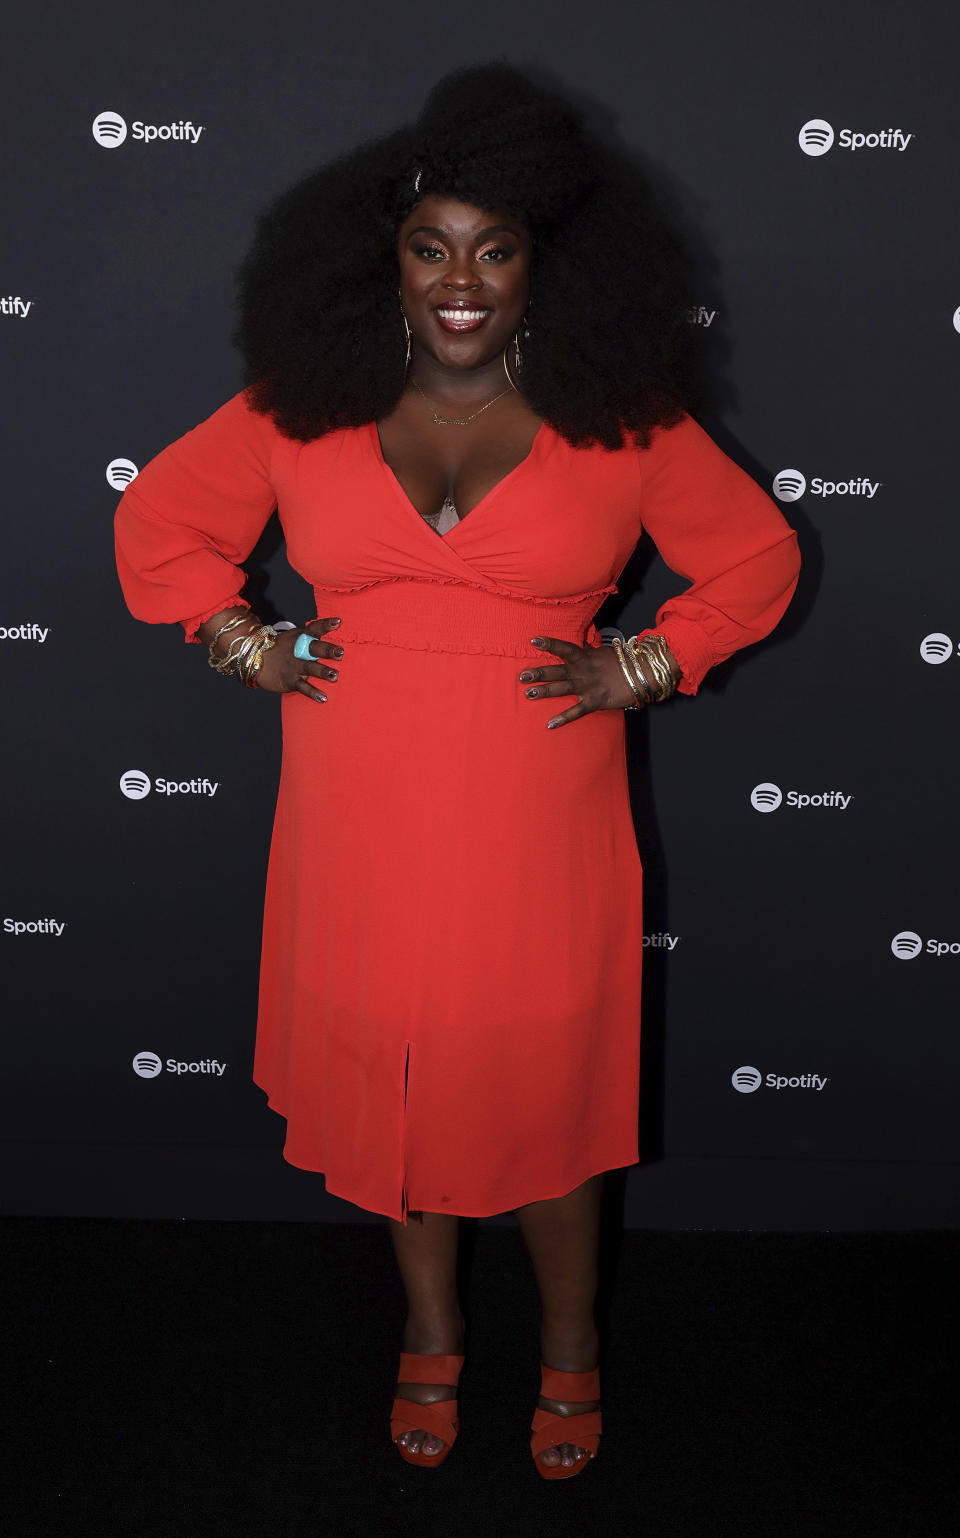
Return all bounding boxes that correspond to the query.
[444,258,482,290]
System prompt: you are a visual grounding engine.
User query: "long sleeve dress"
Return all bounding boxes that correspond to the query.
[114,390,801,1223]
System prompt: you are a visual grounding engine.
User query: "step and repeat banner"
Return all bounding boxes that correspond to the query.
[2,2,958,1226]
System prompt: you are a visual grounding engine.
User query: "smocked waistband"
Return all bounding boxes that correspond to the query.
[310,580,614,659]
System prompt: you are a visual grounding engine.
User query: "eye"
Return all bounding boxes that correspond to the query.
[413,244,447,261]
[479,246,516,262]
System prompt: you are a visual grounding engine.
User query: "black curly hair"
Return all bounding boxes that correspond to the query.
[234,61,699,450]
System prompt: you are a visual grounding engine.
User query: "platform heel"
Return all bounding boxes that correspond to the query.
[530,1363,601,1480]
[391,1351,465,1468]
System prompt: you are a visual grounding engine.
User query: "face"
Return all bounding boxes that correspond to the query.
[396,195,532,370]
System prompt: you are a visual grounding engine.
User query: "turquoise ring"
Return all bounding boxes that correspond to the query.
[293,633,315,661]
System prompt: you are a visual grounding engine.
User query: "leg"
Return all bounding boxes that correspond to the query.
[514,1174,603,1470]
[387,1211,465,1458]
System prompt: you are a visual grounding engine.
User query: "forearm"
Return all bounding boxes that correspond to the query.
[197,604,262,658]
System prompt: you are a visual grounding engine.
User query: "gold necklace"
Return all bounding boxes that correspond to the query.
[410,374,512,427]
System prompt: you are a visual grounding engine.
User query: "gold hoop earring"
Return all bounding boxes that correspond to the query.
[398,287,411,378]
[503,316,527,392]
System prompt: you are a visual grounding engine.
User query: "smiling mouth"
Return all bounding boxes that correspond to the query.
[433,307,491,332]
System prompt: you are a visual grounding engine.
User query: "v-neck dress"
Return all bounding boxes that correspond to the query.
[114,390,801,1222]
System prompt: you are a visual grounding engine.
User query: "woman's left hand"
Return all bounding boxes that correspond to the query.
[519,636,645,728]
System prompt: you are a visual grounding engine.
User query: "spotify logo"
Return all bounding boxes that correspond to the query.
[733,1064,828,1092]
[891,931,960,959]
[120,770,151,800]
[118,771,219,799]
[92,112,127,148]
[751,783,853,812]
[920,633,954,664]
[891,932,923,960]
[107,458,138,489]
[751,783,783,813]
[92,112,204,147]
[106,458,138,490]
[133,1052,162,1078]
[132,1051,228,1077]
[773,469,806,502]
[799,121,912,156]
[799,119,834,156]
[775,469,880,501]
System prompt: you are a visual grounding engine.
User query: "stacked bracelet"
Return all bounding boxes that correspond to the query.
[611,636,650,709]
[207,613,250,650]
[207,618,278,688]
[627,633,679,703]
[612,632,681,709]
[238,625,278,688]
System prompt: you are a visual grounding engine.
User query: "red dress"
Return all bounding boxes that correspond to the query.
[115,391,800,1222]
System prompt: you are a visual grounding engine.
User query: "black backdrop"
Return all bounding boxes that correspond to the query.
[2,0,958,1229]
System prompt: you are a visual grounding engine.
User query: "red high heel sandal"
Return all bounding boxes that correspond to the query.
[390,1352,465,1469]
[530,1363,602,1480]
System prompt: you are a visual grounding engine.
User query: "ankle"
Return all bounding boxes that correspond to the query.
[539,1319,599,1373]
[402,1305,465,1356]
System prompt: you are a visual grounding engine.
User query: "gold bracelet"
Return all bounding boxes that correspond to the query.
[210,632,256,675]
[633,645,664,701]
[210,623,272,679]
[622,640,655,705]
[637,642,671,701]
[231,627,269,683]
[248,632,278,688]
[626,639,662,702]
[240,635,273,688]
[208,616,262,673]
[647,634,682,698]
[237,626,278,688]
[611,636,650,708]
[626,634,679,703]
[208,613,250,650]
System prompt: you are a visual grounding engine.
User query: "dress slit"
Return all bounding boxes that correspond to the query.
[400,1041,411,1225]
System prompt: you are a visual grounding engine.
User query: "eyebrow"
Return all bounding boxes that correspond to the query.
[405,225,518,241]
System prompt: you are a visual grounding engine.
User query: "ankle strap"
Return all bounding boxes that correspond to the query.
[397,1352,465,1385]
[540,1363,600,1401]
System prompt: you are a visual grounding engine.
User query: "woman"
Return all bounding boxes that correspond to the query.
[115,63,801,1478]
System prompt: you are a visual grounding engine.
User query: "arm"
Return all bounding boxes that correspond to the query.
[113,389,278,642]
[114,391,343,700]
[632,415,802,696]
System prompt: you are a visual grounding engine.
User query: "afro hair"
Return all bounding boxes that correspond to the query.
[234,61,700,450]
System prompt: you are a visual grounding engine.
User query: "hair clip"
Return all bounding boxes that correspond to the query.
[413,168,422,195]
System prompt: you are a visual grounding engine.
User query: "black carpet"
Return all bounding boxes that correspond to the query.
[5,1212,957,1537]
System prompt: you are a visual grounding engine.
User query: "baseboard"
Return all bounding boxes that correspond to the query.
[1,1141,956,1230]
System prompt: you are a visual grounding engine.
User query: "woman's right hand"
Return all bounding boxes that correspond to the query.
[255,616,343,702]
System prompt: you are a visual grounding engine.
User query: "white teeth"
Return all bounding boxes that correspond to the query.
[436,309,488,321]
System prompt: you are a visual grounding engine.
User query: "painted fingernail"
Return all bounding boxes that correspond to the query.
[330,618,341,626]
[519,671,533,682]
[318,692,327,701]
[333,648,343,658]
[526,688,539,698]
[547,718,562,728]
[530,637,545,646]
